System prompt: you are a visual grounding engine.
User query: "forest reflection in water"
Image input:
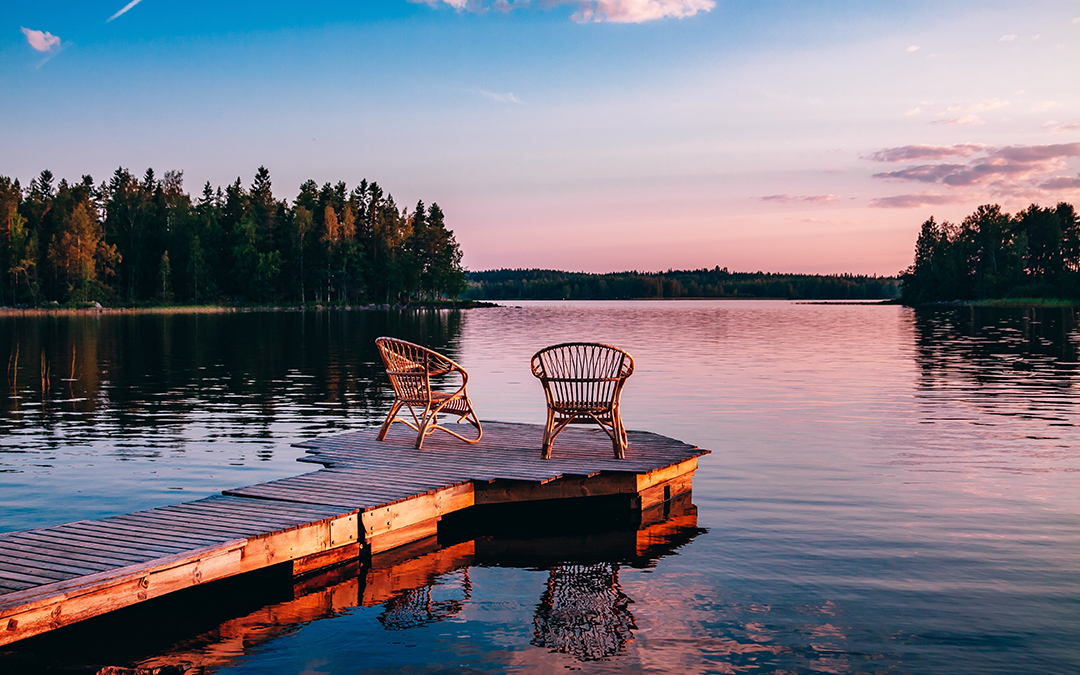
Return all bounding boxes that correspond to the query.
[1,309,464,427]
[0,310,469,530]
[1,301,1079,674]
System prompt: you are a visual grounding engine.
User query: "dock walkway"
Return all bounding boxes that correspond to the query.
[0,421,707,646]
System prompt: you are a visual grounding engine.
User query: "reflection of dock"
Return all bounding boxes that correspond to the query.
[126,495,704,672]
[0,421,707,646]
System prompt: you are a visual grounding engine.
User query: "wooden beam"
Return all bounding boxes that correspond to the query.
[0,511,359,647]
[360,482,473,542]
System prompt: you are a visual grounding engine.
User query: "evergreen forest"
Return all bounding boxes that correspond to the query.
[0,167,467,307]
[899,202,1080,304]
[466,268,899,300]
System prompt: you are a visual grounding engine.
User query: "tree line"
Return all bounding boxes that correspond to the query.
[466,268,900,300]
[0,167,467,307]
[899,202,1080,304]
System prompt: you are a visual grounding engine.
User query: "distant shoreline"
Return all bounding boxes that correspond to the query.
[0,300,500,316]
[0,297,897,316]
[7,296,1074,316]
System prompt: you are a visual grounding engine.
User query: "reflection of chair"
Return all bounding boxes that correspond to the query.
[532,563,636,661]
[375,337,482,449]
[530,343,635,459]
[379,569,472,630]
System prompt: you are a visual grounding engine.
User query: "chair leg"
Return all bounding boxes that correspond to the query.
[415,405,437,449]
[377,400,404,441]
[541,407,556,459]
[446,408,483,444]
[612,412,627,459]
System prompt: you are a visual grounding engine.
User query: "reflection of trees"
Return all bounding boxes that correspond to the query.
[914,306,1079,392]
[378,568,471,630]
[1,309,465,439]
[531,562,636,661]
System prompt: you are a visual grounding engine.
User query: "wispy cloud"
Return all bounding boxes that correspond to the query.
[1030,100,1060,112]
[108,0,146,22]
[999,34,1017,42]
[873,164,968,184]
[945,99,1009,114]
[21,27,61,52]
[1039,175,1080,190]
[866,144,986,163]
[760,194,841,205]
[906,45,919,52]
[869,192,967,209]
[416,0,715,22]
[936,114,984,126]
[870,142,1080,200]
[572,0,716,23]
[474,88,523,104]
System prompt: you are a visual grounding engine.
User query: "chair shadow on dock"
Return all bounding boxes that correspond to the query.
[2,493,705,673]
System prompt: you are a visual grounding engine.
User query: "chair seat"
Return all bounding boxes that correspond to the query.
[398,391,473,413]
[549,402,614,416]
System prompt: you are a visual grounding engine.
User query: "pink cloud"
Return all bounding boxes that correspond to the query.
[866,144,986,163]
[869,192,968,209]
[1030,101,1060,112]
[873,164,967,183]
[935,114,984,125]
[414,0,715,22]
[870,142,1080,201]
[21,27,60,52]
[571,0,716,22]
[760,194,841,205]
[993,142,1080,162]
[945,99,1009,114]
[1039,176,1080,190]
[411,0,477,9]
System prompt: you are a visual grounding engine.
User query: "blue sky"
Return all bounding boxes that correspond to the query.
[3,1,1079,274]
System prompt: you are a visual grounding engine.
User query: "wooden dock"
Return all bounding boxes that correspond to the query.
[0,421,707,647]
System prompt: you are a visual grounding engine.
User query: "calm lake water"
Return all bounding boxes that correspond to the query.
[1,301,1078,674]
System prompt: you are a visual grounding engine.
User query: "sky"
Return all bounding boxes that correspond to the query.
[2,0,1079,275]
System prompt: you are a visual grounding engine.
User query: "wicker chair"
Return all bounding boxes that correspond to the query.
[375,337,482,449]
[530,342,635,459]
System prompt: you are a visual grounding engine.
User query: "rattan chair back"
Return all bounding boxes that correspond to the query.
[530,342,634,459]
[375,337,482,449]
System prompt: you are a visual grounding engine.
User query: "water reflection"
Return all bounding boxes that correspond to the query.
[379,568,471,630]
[902,306,1080,477]
[4,498,702,673]
[2,302,1078,674]
[1,310,467,425]
[0,309,469,530]
[914,305,1079,388]
[532,562,636,661]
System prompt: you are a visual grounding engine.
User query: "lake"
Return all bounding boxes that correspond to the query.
[1,301,1078,674]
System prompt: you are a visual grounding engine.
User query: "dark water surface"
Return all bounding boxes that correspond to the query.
[1,301,1078,674]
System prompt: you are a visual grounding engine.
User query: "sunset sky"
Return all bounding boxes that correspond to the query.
[4,1,1079,275]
